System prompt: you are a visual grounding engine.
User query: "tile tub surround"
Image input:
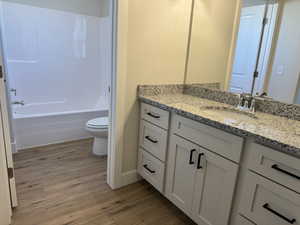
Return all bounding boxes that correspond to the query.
[138,86,300,158]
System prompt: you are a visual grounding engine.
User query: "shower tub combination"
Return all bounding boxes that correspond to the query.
[13,102,108,150]
[1,2,112,151]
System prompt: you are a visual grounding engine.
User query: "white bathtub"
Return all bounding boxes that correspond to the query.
[13,103,108,150]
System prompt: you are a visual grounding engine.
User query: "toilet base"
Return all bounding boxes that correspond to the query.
[92,137,108,156]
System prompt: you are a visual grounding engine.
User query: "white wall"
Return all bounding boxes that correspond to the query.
[1,2,111,112]
[1,0,109,17]
[267,0,300,103]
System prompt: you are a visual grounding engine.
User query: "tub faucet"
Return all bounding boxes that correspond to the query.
[12,101,25,106]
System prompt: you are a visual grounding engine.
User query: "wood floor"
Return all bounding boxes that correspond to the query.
[12,139,195,225]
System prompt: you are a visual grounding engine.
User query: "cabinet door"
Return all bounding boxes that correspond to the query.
[165,135,198,216]
[192,148,239,225]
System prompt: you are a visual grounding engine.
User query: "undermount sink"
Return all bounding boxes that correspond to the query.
[200,106,258,120]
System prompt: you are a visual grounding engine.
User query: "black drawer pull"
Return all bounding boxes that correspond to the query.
[145,136,158,144]
[197,153,204,169]
[189,149,196,165]
[263,203,296,224]
[143,165,155,174]
[147,112,160,119]
[271,164,300,180]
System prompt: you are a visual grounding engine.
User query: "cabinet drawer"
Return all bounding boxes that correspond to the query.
[172,114,244,163]
[240,172,300,225]
[247,142,300,193]
[141,103,169,130]
[138,149,165,193]
[237,215,256,225]
[139,120,168,162]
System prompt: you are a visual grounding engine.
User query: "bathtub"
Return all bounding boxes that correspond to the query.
[13,103,108,150]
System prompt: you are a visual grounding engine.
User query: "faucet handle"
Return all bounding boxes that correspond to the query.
[250,98,256,113]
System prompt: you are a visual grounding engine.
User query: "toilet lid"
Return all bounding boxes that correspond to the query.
[87,117,108,129]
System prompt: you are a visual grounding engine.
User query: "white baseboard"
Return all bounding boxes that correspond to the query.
[121,169,141,187]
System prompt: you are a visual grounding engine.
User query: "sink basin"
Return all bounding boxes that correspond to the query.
[200,106,258,120]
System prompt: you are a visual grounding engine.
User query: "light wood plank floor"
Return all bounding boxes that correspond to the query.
[12,139,195,225]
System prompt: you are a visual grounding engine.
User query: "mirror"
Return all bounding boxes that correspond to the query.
[186,0,300,105]
[185,0,238,89]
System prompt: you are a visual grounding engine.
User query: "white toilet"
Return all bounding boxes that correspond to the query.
[86,117,108,156]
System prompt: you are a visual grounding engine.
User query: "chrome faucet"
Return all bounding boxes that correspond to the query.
[12,101,25,106]
[237,93,255,113]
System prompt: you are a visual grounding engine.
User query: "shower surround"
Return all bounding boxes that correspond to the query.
[1,2,111,150]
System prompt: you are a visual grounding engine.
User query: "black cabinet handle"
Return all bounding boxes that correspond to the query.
[147,112,160,119]
[143,165,155,174]
[189,149,196,165]
[271,164,300,180]
[145,136,158,144]
[263,203,296,224]
[197,153,204,169]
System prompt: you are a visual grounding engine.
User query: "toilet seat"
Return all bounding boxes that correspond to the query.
[86,117,108,129]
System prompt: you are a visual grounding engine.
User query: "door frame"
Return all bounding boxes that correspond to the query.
[225,0,279,94]
[0,0,125,197]
[107,0,139,189]
[107,0,124,189]
[0,101,12,225]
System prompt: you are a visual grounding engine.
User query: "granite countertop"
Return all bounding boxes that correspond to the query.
[139,93,300,158]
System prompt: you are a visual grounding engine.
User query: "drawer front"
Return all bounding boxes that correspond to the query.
[138,149,165,193]
[172,114,244,163]
[237,215,256,225]
[141,103,169,130]
[247,142,300,193]
[139,120,168,162]
[240,172,300,225]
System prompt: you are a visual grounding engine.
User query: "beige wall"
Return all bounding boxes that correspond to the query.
[0,48,12,224]
[1,0,110,17]
[267,0,300,103]
[117,0,192,173]
[185,0,238,88]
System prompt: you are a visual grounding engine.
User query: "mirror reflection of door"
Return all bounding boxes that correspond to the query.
[230,3,267,94]
[266,0,300,104]
[229,0,279,95]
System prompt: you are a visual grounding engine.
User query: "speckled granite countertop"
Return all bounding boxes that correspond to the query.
[139,93,300,158]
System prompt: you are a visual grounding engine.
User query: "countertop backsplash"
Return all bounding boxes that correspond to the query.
[138,83,300,121]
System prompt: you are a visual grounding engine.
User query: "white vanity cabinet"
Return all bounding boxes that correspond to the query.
[138,103,170,193]
[138,103,243,225]
[138,102,300,225]
[235,142,300,225]
[166,115,241,225]
[165,135,239,223]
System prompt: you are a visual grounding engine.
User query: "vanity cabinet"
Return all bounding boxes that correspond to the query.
[236,142,300,225]
[166,135,239,224]
[245,142,300,193]
[166,115,240,225]
[138,102,300,225]
[138,103,242,225]
[240,172,300,225]
[165,135,198,215]
[138,103,170,193]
